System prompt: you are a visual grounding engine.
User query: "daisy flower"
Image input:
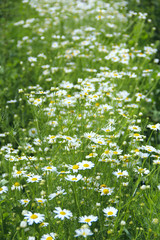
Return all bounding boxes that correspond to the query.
[67,164,80,173]
[53,207,72,220]
[12,169,26,178]
[35,198,47,204]
[78,161,95,170]
[29,128,37,137]
[113,169,129,178]
[11,182,23,190]
[27,175,42,183]
[103,207,118,217]
[19,199,30,206]
[41,166,57,173]
[39,222,49,227]
[128,125,141,132]
[100,187,114,196]
[79,215,98,226]
[40,232,56,240]
[75,227,93,238]
[24,211,45,225]
[0,186,8,194]
[65,174,82,182]
[147,123,160,131]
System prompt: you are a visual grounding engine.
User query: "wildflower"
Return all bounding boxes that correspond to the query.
[79,215,98,226]
[53,207,72,220]
[103,207,118,217]
[41,232,56,240]
[24,211,45,225]
[128,125,141,132]
[19,199,30,206]
[75,227,93,238]
[78,161,95,170]
[29,128,38,137]
[67,164,80,173]
[39,222,49,227]
[11,182,23,190]
[113,169,129,178]
[0,186,8,194]
[35,198,47,204]
[42,166,57,173]
[27,175,42,183]
[65,174,82,182]
[147,124,160,131]
[100,187,114,196]
[13,169,26,178]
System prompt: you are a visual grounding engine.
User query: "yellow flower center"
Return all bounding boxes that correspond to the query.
[85,218,91,223]
[72,178,77,181]
[83,164,89,168]
[17,171,22,174]
[72,165,79,170]
[14,182,20,187]
[23,200,28,203]
[134,133,140,137]
[89,153,94,156]
[113,151,118,154]
[103,189,109,194]
[135,149,139,152]
[32,178,38,181]
[117,172,123,175]
[46,237,53,240]
[30,214,38,219]
[47,167,52,170]
[37,200,43,203]
[105,150,110,154]
[60,211,66,215]
[0,188,3,191]
[106,129,110,132]
[50,136,56,139]
[66,137,72,140]
[107,211,113,216]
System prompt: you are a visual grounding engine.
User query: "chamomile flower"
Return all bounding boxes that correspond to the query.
[11,182,23,190]
[35,198,47,204]
[78,160,95,170]
[19,199,30,206]
[103,207,118,217]
[113,169,129,178]
[0,186,8,194]
[65,174,82,182]
[29,128,37,137]
[147,123,160,131]
[67,164,80,173]
[24,211,45,225]
[75,227,93,238]
[79,215,98,226]
[27,175,42,183]
[100,187,114,196]
[53,207,72,220]
[40,232,56,240]
[41,166,57,173]
[128,125,141,132]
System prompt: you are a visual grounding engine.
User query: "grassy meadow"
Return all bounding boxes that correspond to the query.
[0,0,160,239]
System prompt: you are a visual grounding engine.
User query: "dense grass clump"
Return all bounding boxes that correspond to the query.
[0,0,160,239]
